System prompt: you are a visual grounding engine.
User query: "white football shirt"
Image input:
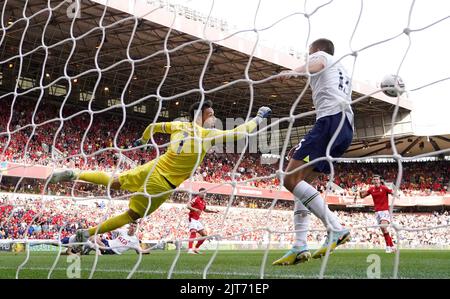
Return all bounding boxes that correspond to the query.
[107,229,140,255]
[308,51,354,125]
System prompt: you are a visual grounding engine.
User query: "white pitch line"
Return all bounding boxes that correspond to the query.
[0,265,312,279]
[0,266,426,279]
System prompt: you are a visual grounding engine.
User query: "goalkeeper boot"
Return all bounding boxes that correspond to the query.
[272,245,311,266]
[49,169,77,184]
[312,229,351,259]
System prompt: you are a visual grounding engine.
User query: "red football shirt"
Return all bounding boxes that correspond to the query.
[367,185,392,211]
[188,196,206,220]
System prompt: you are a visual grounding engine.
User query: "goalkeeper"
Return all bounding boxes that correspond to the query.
[48,100,271,243]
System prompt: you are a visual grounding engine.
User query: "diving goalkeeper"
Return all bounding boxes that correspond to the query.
[48,100,271,244]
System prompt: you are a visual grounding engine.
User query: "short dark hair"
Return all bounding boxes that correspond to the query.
[311,38,334,55]
[199,188,206,192]
[373,175,385,185]
[189,100,213,121]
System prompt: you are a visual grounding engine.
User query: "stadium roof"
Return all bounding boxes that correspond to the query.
[343,134,450,158]
[1,0,412,129]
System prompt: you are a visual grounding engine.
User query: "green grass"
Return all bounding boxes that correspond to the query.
[0,249,449,279]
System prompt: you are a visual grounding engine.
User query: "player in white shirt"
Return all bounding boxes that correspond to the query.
[57,234,83,255]
[273,38,353,265]
[88,222,141,255]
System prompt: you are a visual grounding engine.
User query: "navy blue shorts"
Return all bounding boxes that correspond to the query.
[60,237,70,244]
[292,112,353,174]
[100,239,115,255]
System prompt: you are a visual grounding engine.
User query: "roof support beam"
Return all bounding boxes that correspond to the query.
[400,137,421,156]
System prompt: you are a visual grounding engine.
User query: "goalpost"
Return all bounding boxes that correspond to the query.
[0,0,449,279]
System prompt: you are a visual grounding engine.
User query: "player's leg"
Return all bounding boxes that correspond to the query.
[311,114,354,258]
[274,129,335,264]
[273,200,312,265]
[81,194,168,239]
[187,228,198,254]
[194,228,208,253]
[286,158,348,253]
[77,168,173,242]
[378,214,395,252]
[74,161,162,240]
[274,157,340,264]
[289,114,352,259]
[48,160,157,192]
[48,169,121,189]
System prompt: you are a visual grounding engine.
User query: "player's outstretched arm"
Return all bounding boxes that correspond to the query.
[206,106,272,145]
[278,55,326,82]
[135,121,184,148]
[204,208,219,213]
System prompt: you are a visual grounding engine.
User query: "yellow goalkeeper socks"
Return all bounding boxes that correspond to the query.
[88,211,133,236]
[78,171,112,186]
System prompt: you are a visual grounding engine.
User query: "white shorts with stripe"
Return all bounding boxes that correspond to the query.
[189,219,205,231]
[375,210,391,225]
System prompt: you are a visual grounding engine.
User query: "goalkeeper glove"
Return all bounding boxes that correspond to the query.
[257,106,272,118]
[255,106,272,124]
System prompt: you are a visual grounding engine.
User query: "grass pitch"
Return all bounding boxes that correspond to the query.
[0,249,449,279]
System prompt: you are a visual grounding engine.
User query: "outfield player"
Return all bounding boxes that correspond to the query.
[58,235,82,255]
[48,100,271,245]
[88,222,141,255]
[273,38,353,265]
[359,175,396,253]
[186,188,219,254]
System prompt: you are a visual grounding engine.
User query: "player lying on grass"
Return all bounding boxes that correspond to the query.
[56,235,82,255]
[273,38,353,266]
[54,223,141,255]
[48,100,271,247]
[186,187,219,254]
[358,175,396,253]
[86,222,141,255]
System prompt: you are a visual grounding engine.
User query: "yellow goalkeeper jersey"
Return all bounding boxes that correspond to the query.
[140,119,258,186]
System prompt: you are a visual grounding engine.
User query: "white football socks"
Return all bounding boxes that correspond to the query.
[293,200,310,248]
[292,181,343,232]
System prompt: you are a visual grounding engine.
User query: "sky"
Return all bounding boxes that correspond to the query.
[167,0,450,136]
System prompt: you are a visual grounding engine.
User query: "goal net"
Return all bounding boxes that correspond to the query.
[0,0,449,279]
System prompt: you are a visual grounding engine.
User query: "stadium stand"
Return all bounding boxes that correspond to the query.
[1,100,448,195]
[1,194,448,248]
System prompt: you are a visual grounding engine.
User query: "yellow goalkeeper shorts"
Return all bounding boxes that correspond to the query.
[118,160,174,217]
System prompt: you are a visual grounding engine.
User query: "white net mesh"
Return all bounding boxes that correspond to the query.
[0,0,449,279]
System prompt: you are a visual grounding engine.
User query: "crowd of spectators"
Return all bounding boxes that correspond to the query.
[327,161,449,196]
[193,152,280,189]
[1,194,449,248]
[170,192,292,210]
[0,98,164,171]
[1,99,449,196]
